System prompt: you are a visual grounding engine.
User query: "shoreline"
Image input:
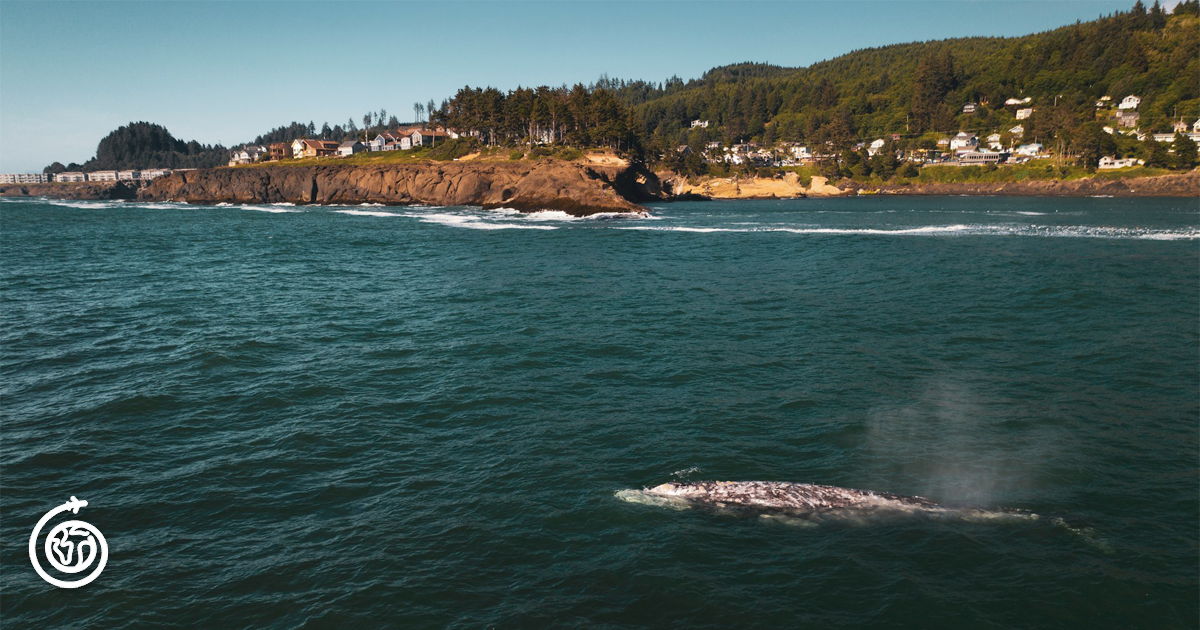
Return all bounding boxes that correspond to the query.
[2,166,1197,209]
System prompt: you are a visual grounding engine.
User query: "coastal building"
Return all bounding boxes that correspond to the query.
[949,132,978,153]
[690,120,709,128]
[1098,156,1140,169]
[1015,143,1043,157]
[790,145,811,161]
[1004,97,1032,106]
[410,129,448,147]
[89,170,118,181]
[291,139,339,159]
[1102,126,1115,135]
[1118,95,1141,110]
[986,133,1003,149]
[1172,120,1189,133]
[57,172,87,182]
[338,140,366,156]
[958,150,1008,165]
[1194,119,1200,133]
[867,138,886,156]
[1015,108,1034,120]
[1009,124,1024,137]
[1095,96,1113,108]
[269,142,292,161]
[140,168,171,179]
[962,102,977,114]
[117,170,140,180]
[229,146,266,166]
[0,173,50,183]
[1151,133,1179,143]
[1117,111,1140,128]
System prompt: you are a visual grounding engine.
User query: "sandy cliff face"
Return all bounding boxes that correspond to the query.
[657,172,848,199]
[138,160,649,216]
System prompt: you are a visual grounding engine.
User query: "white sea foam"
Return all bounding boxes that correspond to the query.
[335,209,402,217]
[616,223,1199,240]
[406,212,559,230]
[237,205,299,213]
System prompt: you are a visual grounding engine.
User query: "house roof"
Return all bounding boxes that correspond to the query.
[340,141,362,148]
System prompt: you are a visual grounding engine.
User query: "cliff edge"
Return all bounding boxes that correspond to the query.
[138,160,649,216]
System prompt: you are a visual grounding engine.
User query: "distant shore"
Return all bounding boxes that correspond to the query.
[2,164,1197,209]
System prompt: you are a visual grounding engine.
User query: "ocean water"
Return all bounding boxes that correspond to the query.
[2,196,1197,629]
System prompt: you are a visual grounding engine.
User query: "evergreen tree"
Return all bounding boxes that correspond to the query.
[1171,132,1198,170]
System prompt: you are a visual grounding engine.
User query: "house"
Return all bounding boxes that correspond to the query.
[0,173,49,183]
[291,139,339,158]
[140,168,171,179]
[1004,97,1032,106]
[867,138,887,156]
[338,140,366,156]
[936,137,951,147]
[410,129,449,147]
[949,132,978,153]
[962,102,977,114]
[959,150,1008,165]
[690,119,709,128]
[89,170,118,181]
[117,170,140,181]
[1015,143,1043,157]
[1016,108,1034,120]
[1173,120,1189,133]
[986,133,1003,150]
[1194,119,1200,133]
[1117,111,1140,128]
[1118,95,1141,110]
[1098,156,1140,169]
[1008,125,1024,138]
[228,145,266,166]
[1151,133,1176,143]
[1102,126,1115,135]
[269,142,292,161]
[57,172,87,182]
[790,145,812,160]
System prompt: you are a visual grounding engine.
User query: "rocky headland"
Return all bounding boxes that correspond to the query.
[0,180,144,200]
[139,160,656,216]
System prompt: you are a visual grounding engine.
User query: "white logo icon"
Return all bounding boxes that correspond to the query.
[29,496,108,588]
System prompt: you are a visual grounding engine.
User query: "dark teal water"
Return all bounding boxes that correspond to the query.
[2,196,1197,629]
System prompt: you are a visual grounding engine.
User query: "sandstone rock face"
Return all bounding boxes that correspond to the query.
[840,170,1200,197]
[138,160,650,216]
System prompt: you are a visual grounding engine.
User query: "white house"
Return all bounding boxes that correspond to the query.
[228,145,265,166]
[1118,95,1141,110]
[0,173,49,183]
[1015,143,1043,157]
[140,168,171,180]
[986,133,1002,149]
[410,129,449,147]
[790,145,812,160]
[867,138,887,156]
[1173,120,1189,133]
[1102,126,1115,135]
[117,170,140,180]
[338,140,366,156]
[962,102,977,114]
[1009,124,1024,137]
[690,119,709,128]
[1098,156,1140,169]
[949,132,979,153]
[1151,133,1176,143]
[1004,97,1032,106]
[89,171,118,181]
[1015,108,1034,120]
[57,172,87,182]
[1194,119,1200,133]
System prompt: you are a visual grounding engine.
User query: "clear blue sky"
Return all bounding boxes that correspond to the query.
[0,0,1143,173]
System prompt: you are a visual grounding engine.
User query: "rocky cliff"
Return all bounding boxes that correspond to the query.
[0,180,144,200]
[138,160,652,216]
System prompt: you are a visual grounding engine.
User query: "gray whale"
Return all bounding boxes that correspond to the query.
[628,481,940,514]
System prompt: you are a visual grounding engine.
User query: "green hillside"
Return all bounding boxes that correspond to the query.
[623,0,1199,149]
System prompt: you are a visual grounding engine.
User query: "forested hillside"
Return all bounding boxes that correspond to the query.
[43,122,227,173]
[623,0,1198,151]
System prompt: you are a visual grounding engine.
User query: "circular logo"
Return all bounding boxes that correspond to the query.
[29,496,108,588]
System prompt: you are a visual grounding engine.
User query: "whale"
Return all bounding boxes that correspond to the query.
[623,481,941,515]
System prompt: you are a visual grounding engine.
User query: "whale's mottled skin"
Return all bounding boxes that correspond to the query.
[641,481,939,513]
